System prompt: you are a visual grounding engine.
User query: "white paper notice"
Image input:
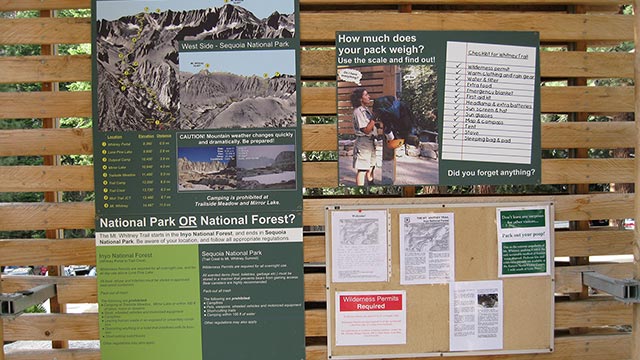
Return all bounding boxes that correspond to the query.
[497,206,551,277]
[442,41,537,164]
[331,210,388,282]
[399,213,455,284]
[335,291,406,346]
[450,280,503,352]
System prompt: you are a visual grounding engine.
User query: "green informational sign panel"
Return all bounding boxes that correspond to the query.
[336,31,541,186]
[501,241,547,275]
[497,206,552,277]
[92,1,304,359]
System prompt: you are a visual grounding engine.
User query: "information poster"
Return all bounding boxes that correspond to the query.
[336,31,541,186]
[399,212,454,285]
[497,206,551,277]
[335,291,407,346]
[92,1,304,359]
[449,280,504,352]
[326,203,554,359]
[330,210,389,283]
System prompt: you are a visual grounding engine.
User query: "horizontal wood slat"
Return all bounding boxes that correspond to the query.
[303,86,635,114]
[0,121,633,158]
[302,158,635,188]
[0,129,92,157]
[541,158,635,184]
[303,263,635,302]
[34,158,640,192]
[302,162,338,188]
[3,334,627,360]
[0,0,90,11]
[301,50,634,79]
[0,239,95,265]
[304,121,636,151]
[300,13,634,42]
[303,193,634,227]
[0,166,93,192]
[2,335,629,360]
[3,313,98,341]
[305,334,631,360]
[541,121,636,149]
[302,229,635,263]
[304,234,325,263]
[555,298,632,328]
[0,230,631,275]
[3,262,634,305]
[542,86,634,112]
[0,194,634,231]
[5,349,100,360]
[541,51,634,79]
[0,202,95,231]
[305,298,633,337]
[0,51,631,85]
[555,229,635,257]
[0,14,632,46]
[0,0,628,12]
[1,276,96,304]
[0,18,91,45]
[301,124,338,151]
[0,86,631,120]
[0,91,91,119]
[0,55,91,84]
[300,0,628,4]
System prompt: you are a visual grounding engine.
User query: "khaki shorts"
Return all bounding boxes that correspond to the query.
[353,136,376,170]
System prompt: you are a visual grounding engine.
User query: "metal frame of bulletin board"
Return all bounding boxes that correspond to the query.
[325,202,555,359]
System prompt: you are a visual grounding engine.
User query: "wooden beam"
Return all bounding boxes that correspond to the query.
[0,166,94,192]
[300,13,634,42]
[0,55,91,84]
[0,17,90,45]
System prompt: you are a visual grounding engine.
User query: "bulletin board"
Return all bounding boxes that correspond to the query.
[325,202,554,359]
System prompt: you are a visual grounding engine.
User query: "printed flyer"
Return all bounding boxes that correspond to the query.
[330,210,389,283]
[399,212,454,285]
[92,1,305,359]
[497,206,552,277]
[336,31,541,186]
[449,280,504,352]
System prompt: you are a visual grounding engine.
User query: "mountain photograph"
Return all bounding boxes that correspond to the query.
[96,4,296,131]
[237,145,296,190]
[179,70,297,129]
[177,146,238,191]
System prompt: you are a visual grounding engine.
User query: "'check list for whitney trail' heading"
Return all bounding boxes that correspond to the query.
[336,31,541,186]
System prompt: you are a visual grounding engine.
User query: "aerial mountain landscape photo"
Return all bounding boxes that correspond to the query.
[95,3,296,131]
[178,55,297,129]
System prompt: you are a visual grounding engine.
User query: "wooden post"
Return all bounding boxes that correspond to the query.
[40,8,69,350]
[567,5,591,336]
[1,269,4,360]
[633,2,640,359]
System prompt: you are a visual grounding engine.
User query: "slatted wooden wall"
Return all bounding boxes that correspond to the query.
[1,0,638,359]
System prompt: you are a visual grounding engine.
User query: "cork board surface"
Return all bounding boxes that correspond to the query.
[326,203,554,359]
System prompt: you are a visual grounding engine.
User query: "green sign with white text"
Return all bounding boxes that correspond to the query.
[336,31,541,186]
[497,206,551,277]
[92,1,305,359]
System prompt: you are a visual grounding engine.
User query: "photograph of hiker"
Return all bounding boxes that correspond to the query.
[337,64,439,186]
